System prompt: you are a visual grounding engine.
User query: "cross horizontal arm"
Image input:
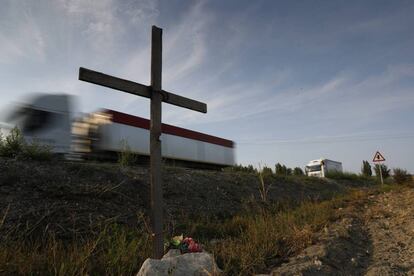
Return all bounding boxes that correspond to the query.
[79,67,207,113]
[79,67,151,98]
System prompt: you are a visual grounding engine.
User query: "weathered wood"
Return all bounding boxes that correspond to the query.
[164,92,206,113]
[150,26,164,259]
[79,67,151,97]
[79,68,206,113]
[78,25,207,260]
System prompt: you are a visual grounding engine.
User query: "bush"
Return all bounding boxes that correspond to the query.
[393,168,410,184]
[0,127,52,161]
[361,160,372,177]
[275,163,295,176]
[374,164,390,180]
[293,167,304,176]
[0,127,24,158]
[261,166,273,177]
[275,163,285,176]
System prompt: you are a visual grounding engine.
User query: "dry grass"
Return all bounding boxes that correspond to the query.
[207,190,366,275]
[0,154,379,276]
[0,225,152,275]
[0,190,369,275]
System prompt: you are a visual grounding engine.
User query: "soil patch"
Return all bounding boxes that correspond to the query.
[269,187,414,275]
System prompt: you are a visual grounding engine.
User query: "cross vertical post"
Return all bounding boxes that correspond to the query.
[150,26,164,259]
[78,25,207,261]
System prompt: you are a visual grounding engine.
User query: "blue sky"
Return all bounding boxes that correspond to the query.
[0,0,413,172]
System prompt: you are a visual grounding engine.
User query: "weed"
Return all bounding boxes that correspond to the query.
[258,164,272,202]
[118,139,138,167]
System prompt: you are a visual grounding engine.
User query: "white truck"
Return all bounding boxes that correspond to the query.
[305,158,343,177]
[4,93,235,168]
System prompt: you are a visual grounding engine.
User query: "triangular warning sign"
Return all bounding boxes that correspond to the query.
[372,151,386,162]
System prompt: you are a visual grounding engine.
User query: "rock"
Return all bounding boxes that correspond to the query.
[162,249,181,259]
[137,250,222,276]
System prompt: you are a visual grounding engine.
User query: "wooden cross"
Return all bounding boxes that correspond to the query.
[78,26,207,259]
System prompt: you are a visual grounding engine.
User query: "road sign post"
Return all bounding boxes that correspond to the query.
[78,26,207,259]
[373,151,386,186]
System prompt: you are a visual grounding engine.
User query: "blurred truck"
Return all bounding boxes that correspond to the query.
[5,93,235,169]
[305,158,343,177]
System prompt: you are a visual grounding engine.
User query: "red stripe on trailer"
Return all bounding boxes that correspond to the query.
[104,109,234,148]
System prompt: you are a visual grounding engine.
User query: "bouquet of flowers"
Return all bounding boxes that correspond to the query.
[168,234,202,254]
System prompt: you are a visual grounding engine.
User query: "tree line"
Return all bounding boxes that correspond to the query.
[361,160,411,184]
[226,163,304,176]
[228,160,411,184]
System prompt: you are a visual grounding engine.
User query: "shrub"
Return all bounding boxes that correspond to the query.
[275,163,284,176]
[361,160,372,176]
[276,163,293,176]
[0,127,24,158]
[393,168,410,184]
[374,164,390,180]
[293,167,304,176]
[261,166,273,177]
[118,139,138,167]
[0,128,52,161]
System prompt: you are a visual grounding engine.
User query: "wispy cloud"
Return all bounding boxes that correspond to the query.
[162,1,212,84]
[0,2,46,63]
[163,62,414,129]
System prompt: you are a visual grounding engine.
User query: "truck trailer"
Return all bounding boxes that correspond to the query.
[5,93,235,168]
[305,158,343,177]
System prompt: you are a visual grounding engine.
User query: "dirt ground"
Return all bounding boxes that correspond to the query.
[270,187,414,275]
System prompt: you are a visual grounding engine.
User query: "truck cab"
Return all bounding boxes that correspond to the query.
[6,94,72,154]
[305,158,343,177]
